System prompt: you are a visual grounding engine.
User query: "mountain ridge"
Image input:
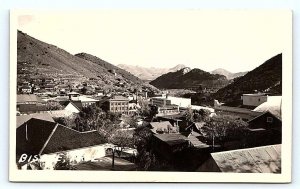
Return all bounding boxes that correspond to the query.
[213,53,282,105]
[17,30,157,92]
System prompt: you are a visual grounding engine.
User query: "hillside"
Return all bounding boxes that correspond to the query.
[211,68,248,80]
[117,64,186,81]
[149,67,229,90]
[213,54,282,105]
[17,30,157,92]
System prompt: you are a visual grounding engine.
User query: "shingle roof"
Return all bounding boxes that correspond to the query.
[16,118,106,157]
[210,144,281,173]
[41,126,106,154]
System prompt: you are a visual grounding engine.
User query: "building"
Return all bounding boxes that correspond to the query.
[197,144,281,173]
[152,134,190,161]
[253,96,282,119]
[108,96,129,115]
[64,101,82,113]
[17,94,47,113]
[247,111,282,147]
[70,95,99,107]
[157,105,180,116]
[166,96,191,108]
[242,93,268,107]
[214,100,262,121]
[151,97,171,107]
[16,118,107,170]
[149,121,178,134]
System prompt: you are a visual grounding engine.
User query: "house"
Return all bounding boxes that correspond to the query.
[149,121,177,134]
[17,94,47,113]
[107,96,129,115]
[246,111,282,147]
[16,118,107,170]
[197,144,281,173]
[152,134,190,161]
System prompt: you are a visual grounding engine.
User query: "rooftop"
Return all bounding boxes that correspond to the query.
[16,113,54,128]
[17,94,44,103]
[154,134,188,146]
[109,95,129,101]
[210,144,281,173]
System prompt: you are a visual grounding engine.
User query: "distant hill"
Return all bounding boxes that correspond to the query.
[211,68,248,80]
[149,67,229,90]
[117,64,187,80]
[213,54,282,105]
[17,30,157,92]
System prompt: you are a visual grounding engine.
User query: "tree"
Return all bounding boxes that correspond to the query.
[46,101,63,111]
[137,98,150,117]
[201,115,249,149]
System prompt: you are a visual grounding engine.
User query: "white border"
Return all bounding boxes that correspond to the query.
[9,9,292,183]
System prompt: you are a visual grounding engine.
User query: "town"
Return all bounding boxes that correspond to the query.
[16,81,282,172]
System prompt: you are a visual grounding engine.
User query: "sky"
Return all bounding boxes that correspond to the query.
[17,10,288,73]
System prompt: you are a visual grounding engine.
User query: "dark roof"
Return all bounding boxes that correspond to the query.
[154,134,188,146]
[68,101,83,110]
[16,118,106,157]
[16,118,57,157]
[41,126,105,154]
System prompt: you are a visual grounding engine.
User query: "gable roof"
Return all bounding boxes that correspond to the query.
[41,126,106,155]
[16,118,106,157]
[149,121,173,134]
[17,118,58,157]
[210,144,281,173]
[16,113,55,128]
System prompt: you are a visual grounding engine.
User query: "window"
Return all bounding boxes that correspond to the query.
[267,117,273,123]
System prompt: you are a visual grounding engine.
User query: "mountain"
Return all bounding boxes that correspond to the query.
[213,54,282,105]
[149,67,229,90]
[117,64,187,81]
[211,68,248,80]
[17,30,157,91]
